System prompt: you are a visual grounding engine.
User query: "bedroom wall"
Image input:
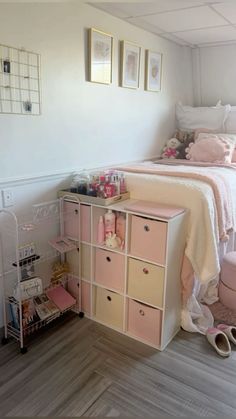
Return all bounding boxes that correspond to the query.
[0,2,194,328]
[192,44,236,106]
[0,2,193,181]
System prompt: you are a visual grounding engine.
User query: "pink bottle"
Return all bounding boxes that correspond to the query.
[104,210,116,236]
[97,216,105,244]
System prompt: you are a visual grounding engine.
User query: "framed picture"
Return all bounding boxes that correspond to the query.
[89,28,113,84]
[145,50,162,92]
[121,41,141,89]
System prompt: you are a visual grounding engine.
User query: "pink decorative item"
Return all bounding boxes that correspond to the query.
[219,251,236,310]
[186,136,234,163]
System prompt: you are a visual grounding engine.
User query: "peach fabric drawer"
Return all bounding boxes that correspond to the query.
[95,248,125,292]
[94,287,124,329]
[66,244,91,281]
[127,258,164,307]
[127,299,161,347]
[81,244,91,281]
[81,281,91,314]
[130,215,167,264]
[64,202,91,242]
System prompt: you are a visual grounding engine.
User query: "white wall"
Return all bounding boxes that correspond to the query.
[192,44,236,106]
[0,2,194,329]
[0,2,193,181]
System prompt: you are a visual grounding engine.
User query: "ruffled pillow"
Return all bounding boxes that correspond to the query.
[195,132,236,162]
[186,136,234,163]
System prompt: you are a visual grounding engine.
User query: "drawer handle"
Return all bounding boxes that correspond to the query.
[106,256,111,262]
[75,209,78,214]
[139,309,145,316]
[107,296,112,301]
[144,225,150,232]
[143,268,149,275]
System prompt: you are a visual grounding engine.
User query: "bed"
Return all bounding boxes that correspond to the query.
[118,160,236,334]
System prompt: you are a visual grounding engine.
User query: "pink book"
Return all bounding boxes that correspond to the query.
[46,285,76,311]
[125,201,185,219]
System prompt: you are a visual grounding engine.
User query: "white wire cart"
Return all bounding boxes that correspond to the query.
[0,196,84,354]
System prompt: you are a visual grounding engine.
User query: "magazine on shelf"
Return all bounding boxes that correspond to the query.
[34,294,60,320]
[9,297,40,330]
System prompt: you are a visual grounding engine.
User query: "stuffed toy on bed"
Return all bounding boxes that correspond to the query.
[161,130,195,159]
[161,137,181,159]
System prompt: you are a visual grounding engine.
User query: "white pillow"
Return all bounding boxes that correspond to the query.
[176,102,231,132]
[225,106,236,133]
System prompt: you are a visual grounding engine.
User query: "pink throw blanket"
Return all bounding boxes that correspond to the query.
[119,161,235,241]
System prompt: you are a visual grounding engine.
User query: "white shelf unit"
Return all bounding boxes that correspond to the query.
[60,192,187,351]
[0,197,83,353]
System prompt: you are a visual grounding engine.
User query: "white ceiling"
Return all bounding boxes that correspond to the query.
[90,1,236,47]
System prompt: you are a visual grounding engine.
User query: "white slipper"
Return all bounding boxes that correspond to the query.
[206,327,231,357]
[217,324,236,345]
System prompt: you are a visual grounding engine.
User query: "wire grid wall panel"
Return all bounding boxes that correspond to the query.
[0,44,41,115]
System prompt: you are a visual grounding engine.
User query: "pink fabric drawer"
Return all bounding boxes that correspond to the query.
[130,215,167,265]
[81,205,91,243]
[81,281,91,314]
[95,248,125,292]
[64,202,79,240]
[219,280,236,311]
[64,202,91,242]
[127,299,162,347]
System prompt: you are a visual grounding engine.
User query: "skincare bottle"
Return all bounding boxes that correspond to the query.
[97,216,105,244]
[104,210,116,236]
[120,173,127,194]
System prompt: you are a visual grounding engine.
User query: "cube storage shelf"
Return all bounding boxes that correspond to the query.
[60,191,187,351]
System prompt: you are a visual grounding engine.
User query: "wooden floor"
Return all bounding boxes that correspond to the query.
[0,315,236,417]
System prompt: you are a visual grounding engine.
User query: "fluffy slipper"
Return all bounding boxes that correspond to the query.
[206,327,231,357]
[217,324,236,345]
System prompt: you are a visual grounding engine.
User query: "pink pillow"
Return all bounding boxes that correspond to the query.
[186,136,234,163]
[232,149,236,163]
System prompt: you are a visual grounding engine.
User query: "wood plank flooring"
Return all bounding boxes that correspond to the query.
[0,314,236,417]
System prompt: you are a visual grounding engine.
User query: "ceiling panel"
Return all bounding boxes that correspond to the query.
[175,25,236,45]
[89,3,129,18]
[212,3,236,24]
[93,1,204,18]
[140,5,227,33]
[127,16,163,34]
[161,32,191,46]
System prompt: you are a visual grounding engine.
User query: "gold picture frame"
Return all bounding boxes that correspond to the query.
[120,40,141,89]
[89,28,113,85]
[145,50,162,92]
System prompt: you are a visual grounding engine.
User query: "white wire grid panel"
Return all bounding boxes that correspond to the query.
[0,43,41,115]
